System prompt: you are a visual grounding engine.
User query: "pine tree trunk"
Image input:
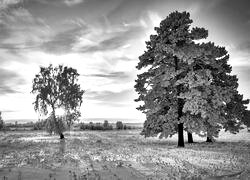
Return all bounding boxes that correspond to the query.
[206,124,213,143]
[60,133,64,139]
[206,137,212,142]
[187,132,194,143]
[178,123,184,147]
[175,56,185,148]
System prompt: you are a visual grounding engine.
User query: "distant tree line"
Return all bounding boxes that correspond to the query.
[1,118,138,132]
[79,120,134,131]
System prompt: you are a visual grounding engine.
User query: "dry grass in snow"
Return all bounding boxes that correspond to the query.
[0,129,249,179]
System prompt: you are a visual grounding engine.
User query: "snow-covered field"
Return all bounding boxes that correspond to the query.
[0,129,249,180]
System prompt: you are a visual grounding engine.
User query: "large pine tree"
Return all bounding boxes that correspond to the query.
[135,11,249,147]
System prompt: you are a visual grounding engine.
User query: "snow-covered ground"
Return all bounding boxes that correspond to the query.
[0,129,249,179]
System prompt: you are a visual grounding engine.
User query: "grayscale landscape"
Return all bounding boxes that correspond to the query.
[0,0,250,179]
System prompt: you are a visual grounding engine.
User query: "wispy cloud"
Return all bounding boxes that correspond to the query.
[236,41,250,53]
[23,0,84,7]
[1,110,17,113]
[228,40,250,67]
[0,7,51,53]
[40,24,88,54]
[82,71,131,80]
[85,89,135,107]
[0,68,25,94]
[37,17,146,55]
[63,0,84,6]
[76,24,145,53]
[0,0,23,9]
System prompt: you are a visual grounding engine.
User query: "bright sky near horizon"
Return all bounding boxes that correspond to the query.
[0,0,250,122]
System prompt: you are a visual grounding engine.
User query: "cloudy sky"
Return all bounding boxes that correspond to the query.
[0,0,250,122]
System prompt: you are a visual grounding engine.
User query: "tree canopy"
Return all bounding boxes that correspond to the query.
[31,64,84,139]
[135,11,249,147]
